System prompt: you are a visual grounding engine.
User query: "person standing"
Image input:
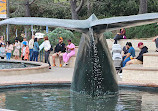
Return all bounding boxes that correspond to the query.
[40,36,51,69]
[21,38,28,48]
[63,40,75,66]
[52,37,66,67]
[21,41,29,61]
[33,38,39,62]
[13,38,21,60]
[29,36,34,61]
[6,41,13,60]
[0,43,6,59]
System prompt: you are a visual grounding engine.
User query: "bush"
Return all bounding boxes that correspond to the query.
[126,23,158,39]
[103,31,113,39]
[46,27,75,46]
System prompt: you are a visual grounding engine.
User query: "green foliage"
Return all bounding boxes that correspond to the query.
[46,27,75,46]
[126,23,158,39]
[103,31,113,39]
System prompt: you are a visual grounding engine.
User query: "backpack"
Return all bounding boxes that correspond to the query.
[50,45,53,51]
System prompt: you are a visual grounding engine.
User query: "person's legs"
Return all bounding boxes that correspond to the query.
[127,59,143,65]
[63,53,67,63]
[33,51,35,61]
[8,53,11,60]
[45,51,51,67]
[114,34,123,44]
[35,51,39,62]
[29,49,33,61]
[6,53,8,60]
[52,53,57,66]
[64,52,75,63]
[59,53,63,64]
[22,56,24,60]
[122,57,131,67]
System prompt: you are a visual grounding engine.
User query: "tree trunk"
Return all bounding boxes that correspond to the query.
[25,0,31,17]
[24,0,31,39]
[70,0,84,20]
[70,0,78,20]
[87,0,91,16]
[139,0,147,14]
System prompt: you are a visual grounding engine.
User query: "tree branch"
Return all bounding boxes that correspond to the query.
[29,0,37,5]
[76,0,84,13]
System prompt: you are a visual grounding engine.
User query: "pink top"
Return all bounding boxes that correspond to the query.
[67,43,75,54]
[6,44,13,53]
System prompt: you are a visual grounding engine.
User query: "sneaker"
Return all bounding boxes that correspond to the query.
[59,64,62,67]
[49,66,51,69]
[63,63,68,66]
[53,64,56,67]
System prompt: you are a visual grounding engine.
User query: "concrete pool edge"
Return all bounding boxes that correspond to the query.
[0,81,158,89]
[0,60,49,75]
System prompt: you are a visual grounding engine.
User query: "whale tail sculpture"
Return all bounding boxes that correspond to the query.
[0,13,158,96]
[71,28,118,96]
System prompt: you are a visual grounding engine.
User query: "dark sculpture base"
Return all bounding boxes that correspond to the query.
[71,29,118,97]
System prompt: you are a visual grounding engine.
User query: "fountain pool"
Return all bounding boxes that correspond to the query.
[0,84,157,111]
[0,60,49,75]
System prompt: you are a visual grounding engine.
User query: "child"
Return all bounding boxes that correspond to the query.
[21,41,29,61]
[13,38,21,60]
[6,41,13,60]
[0,43,6,59]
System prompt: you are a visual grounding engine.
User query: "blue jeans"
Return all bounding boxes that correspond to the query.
[122,57,131,67]
[29,49,33,61]
[33,51,39,62]
[6,53,11,60]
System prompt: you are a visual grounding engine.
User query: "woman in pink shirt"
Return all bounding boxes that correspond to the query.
[63,40,75,66]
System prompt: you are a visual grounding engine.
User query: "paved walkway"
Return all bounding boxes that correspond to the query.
[0,67,74,86]
[0,66,157,87]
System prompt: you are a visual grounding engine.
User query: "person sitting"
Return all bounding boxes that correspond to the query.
[63,40,75,66]
[114,28,126,44]
[52,37,66,67]
[21,41,29,61]
[122,42,129,59]
[122,42,135,67]
[152,36,158,52]
[127,42,148,65]
[0,43,6,59]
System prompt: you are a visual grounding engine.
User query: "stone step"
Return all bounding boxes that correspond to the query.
[107,39,156,52]
[143,52,158,68]
[49,54,76,68]
[122,64,158,84]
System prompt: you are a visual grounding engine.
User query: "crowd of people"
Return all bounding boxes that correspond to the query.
[0,35,76,69]
[113,28,158,73]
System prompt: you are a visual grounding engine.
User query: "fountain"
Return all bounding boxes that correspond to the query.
[0,13,158,95]
[0,13,158,110]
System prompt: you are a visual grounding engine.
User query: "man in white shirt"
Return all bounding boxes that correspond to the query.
[29,36,34,61]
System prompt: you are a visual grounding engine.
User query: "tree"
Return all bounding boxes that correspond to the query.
[70,0,84,19]
[139,0,147,14]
